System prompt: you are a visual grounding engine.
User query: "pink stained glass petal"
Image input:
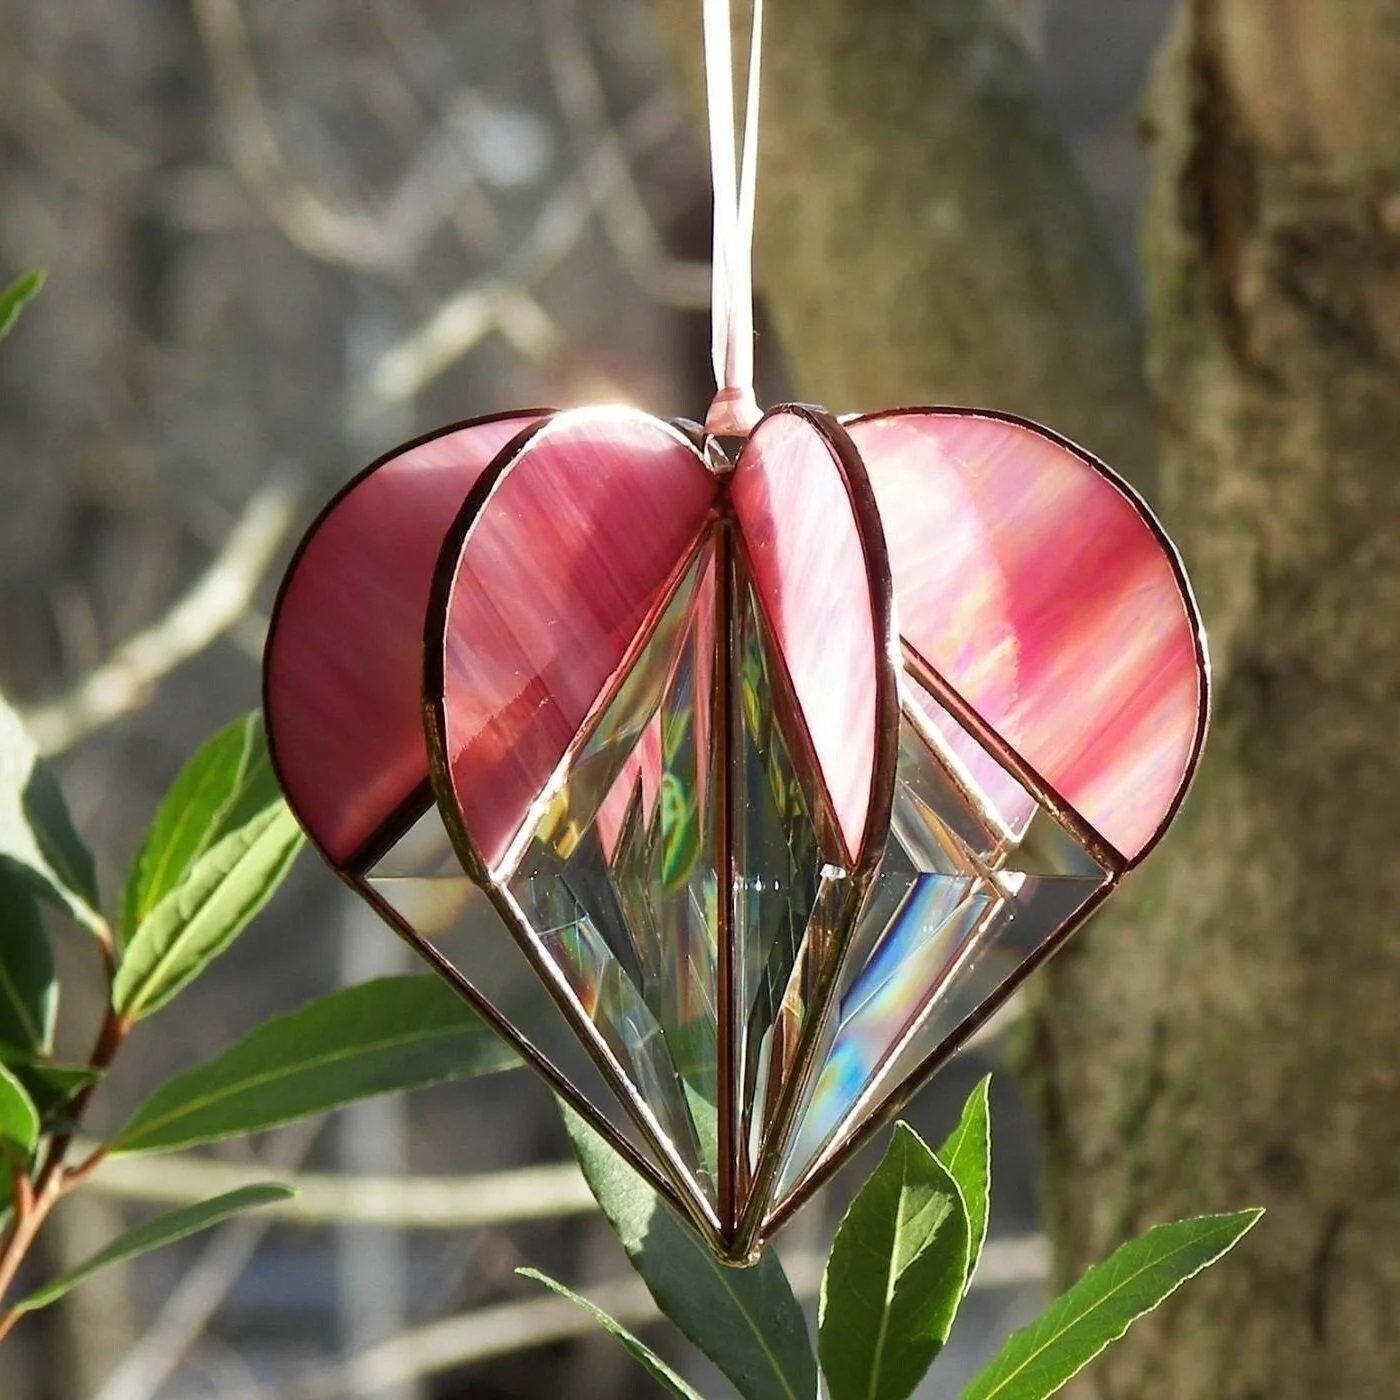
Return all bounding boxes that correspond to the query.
[265,411,548,867]
[848,410,1206,863]
[729,409,889,866]
[432,408,719,874]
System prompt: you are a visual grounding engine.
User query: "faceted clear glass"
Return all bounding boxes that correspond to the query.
[366,528,1114,1243]
[731,555,850,1203]
[773,677,1110,1203]
[362,803,669,1189]
[504,540,722,1202]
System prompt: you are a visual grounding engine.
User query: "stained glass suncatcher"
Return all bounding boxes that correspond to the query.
[263,401,1207,1261]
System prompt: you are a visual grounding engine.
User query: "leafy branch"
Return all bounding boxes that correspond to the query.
[545,1078,1262,1400]
[0,701,518,1343]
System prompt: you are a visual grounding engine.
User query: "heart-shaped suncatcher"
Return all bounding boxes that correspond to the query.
[262,0,1206,1263]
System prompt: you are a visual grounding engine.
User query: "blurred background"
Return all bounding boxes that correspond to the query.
[5,1,1387,1398]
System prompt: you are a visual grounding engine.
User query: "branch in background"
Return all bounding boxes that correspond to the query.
[213,1238,1050,1398]
[193,0,502,273]
[362,88,684,407]
[998,0,1048,51]
[93,1120,324,1400]
[364,0,514,254]
[0,56,155,193]
[87,1153,596,1230]
[541,0,711,309]
[197,0,700,400]
[22,480,299,753]
[198,0,581,376]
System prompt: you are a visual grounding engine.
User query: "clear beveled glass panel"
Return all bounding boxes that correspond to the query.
[362,803,666,1185]
[772,675,1111,1204]
[730,556,851,1195]
[503,540,721,1201]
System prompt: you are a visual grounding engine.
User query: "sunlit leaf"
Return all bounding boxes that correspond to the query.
[0,871,56,1053]
[936,1074,991,1288]
[11,1183,293,1314]
[518,1267,704,1399]
[120,712,280,947]
[0,269,44,345]
[112,801,303,1019]
[819,1122,970,1400]
[0,1048,99,1118]
[0,1062,40,1161]
[563,1104,817,1400]
[961,1209,1264,1400]
[0,694,102,934]
[114,975,517,1153]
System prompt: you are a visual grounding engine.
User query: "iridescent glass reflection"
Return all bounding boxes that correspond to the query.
[775,676,1110,1200]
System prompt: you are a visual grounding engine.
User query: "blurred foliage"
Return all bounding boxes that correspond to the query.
[0,685,516,1340]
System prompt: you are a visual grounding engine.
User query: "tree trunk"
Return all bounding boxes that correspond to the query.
[1031,2,1400,1395]
[653,1,1400,1394]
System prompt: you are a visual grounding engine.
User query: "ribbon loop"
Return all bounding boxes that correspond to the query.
[703,0,764,436]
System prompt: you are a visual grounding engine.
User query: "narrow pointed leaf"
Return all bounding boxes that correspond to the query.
[819,1122,971,1400]
[114,975,518,1153]
[961,1209,1264,1400]
[0,269,44,344]
[10,1182,293,1314]
[563,1104,817,1400]
[0,871,56,1053]
[0,1063,39,1159]
[935,1074,991,1288]
[112,801,303,1019]
[0,694,102,933]
[518,1268,704,1400]
[120,713,280,947]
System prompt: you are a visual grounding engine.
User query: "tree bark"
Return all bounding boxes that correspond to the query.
[1030,2,1400,1395]
[654,1,1400,1394]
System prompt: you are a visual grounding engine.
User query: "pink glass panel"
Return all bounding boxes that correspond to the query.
[435,409,718,874]
[848,411,1204,862]
[730,410,883,865]
[265,412,545,866]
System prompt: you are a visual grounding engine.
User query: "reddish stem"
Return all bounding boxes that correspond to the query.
[0,922,130,1342]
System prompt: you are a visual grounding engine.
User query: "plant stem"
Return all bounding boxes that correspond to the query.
[0,919,129,1341]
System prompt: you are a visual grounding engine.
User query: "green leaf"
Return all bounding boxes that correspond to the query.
[935,1075,991,1289]
[0,1062,40,1160]
[0,693,102,933]
[10,1182,293,1314]
[114,975,518,1153]
[563,1104,817,1400]
[0,871,56,1053]
[819,1122,971,1400]
[112,801,303,1020]
[0,1047,99,1117]
[518,1267,704,1400]
[961,1209,1264,1400]
[120,713,280,947]
[0,269,44,345]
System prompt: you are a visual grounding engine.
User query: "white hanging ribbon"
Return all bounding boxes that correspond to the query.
[702,0,764,435]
